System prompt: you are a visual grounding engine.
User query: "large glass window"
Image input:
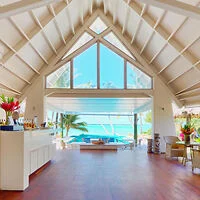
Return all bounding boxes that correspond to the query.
[89,17,107,34]
[62,32,93,60]
[73,44,97,88]
[100,44,124,89]
[104,32,135,60]
[46,62,70,88]
[127,62,152,89]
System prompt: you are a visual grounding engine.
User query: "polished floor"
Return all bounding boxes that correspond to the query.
[1,147,200,200]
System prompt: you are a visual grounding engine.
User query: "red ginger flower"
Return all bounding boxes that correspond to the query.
[0,94,20,112]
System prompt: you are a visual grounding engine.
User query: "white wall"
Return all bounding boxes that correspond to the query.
[24,77,45,125]
[153,77,176,152]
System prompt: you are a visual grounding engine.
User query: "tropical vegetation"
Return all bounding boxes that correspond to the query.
[61,114,88,138]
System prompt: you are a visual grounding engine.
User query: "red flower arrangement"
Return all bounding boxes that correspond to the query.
[180,123,194,135]
[0,94,20,125]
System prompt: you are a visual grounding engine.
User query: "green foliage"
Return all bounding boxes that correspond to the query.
[143,128,151,135]
[61,114,88,137]
[102,81,116,88]
[54,68,70,88]
[0,94,14,103]
[144,111,152,123]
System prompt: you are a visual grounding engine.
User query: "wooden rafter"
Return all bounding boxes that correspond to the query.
[9,17,48,64]
[30,10,58,55]
[89,0,94,15]
[140,10,166,54]
[113,0,119,24]
[103,0,108,14]
[126,0,200,69]
[45,88,153,97]
[2,1,72,69]
[0,38,40,75]
[48,4,66,45]
[137,0,200,20]
[131,3,147,43]
[176,78,200,95]
[122,0,131,35]
[98,9,182,107]
[0,0,63,19]
[64,2,75,35]
[0,81,21,95]
[80,0,84,25]
[2,64,31,85]
[20,9,100,99]
[125,0,200,92]
[149,1,200,64]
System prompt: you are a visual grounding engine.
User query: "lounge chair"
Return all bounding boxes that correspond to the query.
[163,136,185,160]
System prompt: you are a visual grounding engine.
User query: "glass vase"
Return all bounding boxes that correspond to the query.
[184,134,190,144]
[5,111,12,125]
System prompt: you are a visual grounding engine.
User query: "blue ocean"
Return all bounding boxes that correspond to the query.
[68,124,151,137]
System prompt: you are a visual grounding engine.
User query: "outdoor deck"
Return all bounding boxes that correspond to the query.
[1,148,200,200]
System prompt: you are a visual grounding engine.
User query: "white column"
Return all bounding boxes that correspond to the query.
[153,77,177,152]
[24,76,45,125]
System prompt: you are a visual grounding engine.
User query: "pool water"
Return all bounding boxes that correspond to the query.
[68,134,130,144]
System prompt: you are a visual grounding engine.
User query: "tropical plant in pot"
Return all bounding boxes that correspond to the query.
[180,122,194,143]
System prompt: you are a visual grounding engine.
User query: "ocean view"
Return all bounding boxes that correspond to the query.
[68,123,151,137]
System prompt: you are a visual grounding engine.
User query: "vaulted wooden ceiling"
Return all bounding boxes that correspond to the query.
[0,0,200,107]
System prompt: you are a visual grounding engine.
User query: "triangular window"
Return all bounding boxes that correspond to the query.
[89,17,107,34]
[127,62,152,89]
[62,32,93,60]
[46,62,70,88]
[104,32,136,60]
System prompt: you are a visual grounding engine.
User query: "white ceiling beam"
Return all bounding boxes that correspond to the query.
[0,0,63,19]
[64,3,75,35]
[2,2,71,68]
[0,86,20,96]
[179,94,200,101]
[176,87,200,97]
[45,88,153,97]
[126,0,200,83]
[30,10,58,55]
[0,81,21,95]
[122,1,131,35]
[1,64,31,85]
[98,9,182,107]
[48,4,66,45]
[131,4,147,43]
[140,10,166,54]
[9,17,49,64]
[0,38,40,75]
[176,78,200,95]
[151,17,189,65]
[20,9,100,100]
[138,0,200,20]
[89,0,94,15]
[103,0,108,14]
[113,0,119,24]
[80,0,84,25]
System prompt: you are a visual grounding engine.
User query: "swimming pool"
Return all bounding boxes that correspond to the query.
[68,134,130,144]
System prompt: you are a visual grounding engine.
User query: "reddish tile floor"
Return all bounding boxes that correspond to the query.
[1,148,200,200]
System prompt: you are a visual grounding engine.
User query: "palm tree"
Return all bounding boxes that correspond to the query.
[62,114,88,137]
